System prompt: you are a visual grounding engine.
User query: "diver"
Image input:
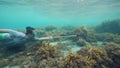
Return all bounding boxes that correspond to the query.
[0,26,34,45]
[0,26,55,45]
[0,26,55,56]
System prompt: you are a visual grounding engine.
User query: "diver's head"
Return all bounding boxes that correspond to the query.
[26,26,35,40]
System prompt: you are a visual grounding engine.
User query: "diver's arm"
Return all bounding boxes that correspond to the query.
[0,29,9,33]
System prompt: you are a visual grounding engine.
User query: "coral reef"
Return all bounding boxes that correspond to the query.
[104,42,120,68]
[60,52,96,68]
[77,45,112,68]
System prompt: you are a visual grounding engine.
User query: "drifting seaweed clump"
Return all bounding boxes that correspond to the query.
[77,45,112,68]
[60,52,96,68]
[73,26,96,42]
[104,42,120,68]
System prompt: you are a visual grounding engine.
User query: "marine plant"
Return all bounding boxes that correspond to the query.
[73,26,96,42]
[60,52,96,68]
[30,57,60,68]
[104,42,120,68]
[77,45,112,68]
[34,44,60,61]
[30,44,61,68]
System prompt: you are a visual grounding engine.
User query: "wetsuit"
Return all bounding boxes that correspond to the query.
[0,29,26,45]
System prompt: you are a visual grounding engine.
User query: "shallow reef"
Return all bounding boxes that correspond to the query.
[34,44,60,61]
[104,42,120,68]
[95,19,120,34]
[30,44,61,68]
[1,24,120,68]
[0,42,120,68]
[96,33,120,44]
[60,52,96,68]
[72,26,96,43]
[77,45,112,68]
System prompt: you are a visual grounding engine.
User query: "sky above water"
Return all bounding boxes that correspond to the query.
[0,0,120,29]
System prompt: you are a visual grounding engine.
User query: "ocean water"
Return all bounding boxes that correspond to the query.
[0,0,120,68]
[0,0,120,29]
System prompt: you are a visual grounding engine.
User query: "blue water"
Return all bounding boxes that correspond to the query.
[0,0,120,29]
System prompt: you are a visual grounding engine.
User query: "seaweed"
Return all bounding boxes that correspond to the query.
[34,44,60,61]
[77,45,112,68]
[30,43,61,68]
[60,52,96,68]
[104,42,120,68]
[73,26,96,42]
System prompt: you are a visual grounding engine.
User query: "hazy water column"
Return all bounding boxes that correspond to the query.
[0,0,120,29]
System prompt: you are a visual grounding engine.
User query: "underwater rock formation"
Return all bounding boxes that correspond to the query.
[77,45,112,68]
[60,52,96,68]
[95,19,120,34]
[96,33,120,44]
[73,26,96,43]
[104,43,120,68]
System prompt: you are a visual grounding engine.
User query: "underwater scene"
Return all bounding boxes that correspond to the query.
[0,0,120,68]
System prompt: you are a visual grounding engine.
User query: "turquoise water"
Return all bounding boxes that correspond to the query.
[0,0,120,29]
